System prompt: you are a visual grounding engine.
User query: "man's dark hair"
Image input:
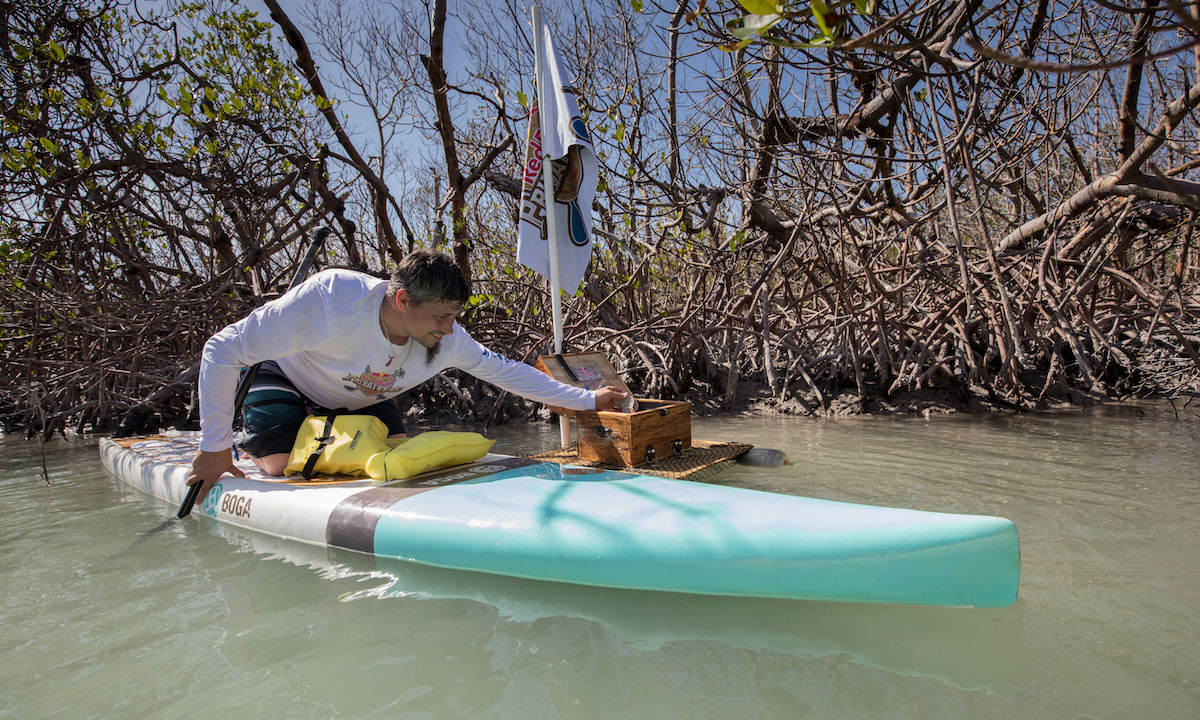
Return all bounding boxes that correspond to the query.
[388,249,470,305]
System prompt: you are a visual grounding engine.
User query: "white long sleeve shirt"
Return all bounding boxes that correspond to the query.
[197,269,595,451]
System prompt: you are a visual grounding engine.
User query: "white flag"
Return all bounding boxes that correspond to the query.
[517,27,598,295]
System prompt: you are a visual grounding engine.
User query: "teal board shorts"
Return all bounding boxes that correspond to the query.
[237,360,405,458]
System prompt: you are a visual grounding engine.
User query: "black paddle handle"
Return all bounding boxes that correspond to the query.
[176,226,331,519]
[176,480,204,519]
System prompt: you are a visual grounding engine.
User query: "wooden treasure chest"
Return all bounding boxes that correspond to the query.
[535,352,691,468]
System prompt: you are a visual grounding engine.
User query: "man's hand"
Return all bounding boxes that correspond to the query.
[595,385,633,412]
[187,448,246,504]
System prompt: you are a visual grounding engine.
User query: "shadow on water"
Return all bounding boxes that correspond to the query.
[206,520,1023,696]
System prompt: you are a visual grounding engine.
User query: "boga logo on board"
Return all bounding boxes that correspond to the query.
[200,482,223,517]
[219,492,252,518]
[197,483,252,519]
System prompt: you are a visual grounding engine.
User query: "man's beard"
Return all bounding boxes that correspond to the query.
[425,341,440,365]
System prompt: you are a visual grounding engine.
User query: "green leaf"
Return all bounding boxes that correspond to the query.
[765,33,833,49]
[811,0,835,40]
[3,151,25,172]
[719,37,756,52]
[39,137,58,153]
[726,13,783,40]
[630,0,644,12]
[466,293,493,310]
[853,0,876,13]
[738,0,780,14]
[46,40,65,62]
[517,90,528,108]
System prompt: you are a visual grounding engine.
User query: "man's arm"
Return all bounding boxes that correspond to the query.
[187,448,246,503]
[197,274,336,452]
[447,330,601,411]
[441,327,636,413]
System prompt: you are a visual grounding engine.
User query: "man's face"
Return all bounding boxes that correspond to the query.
[402,295,463,350]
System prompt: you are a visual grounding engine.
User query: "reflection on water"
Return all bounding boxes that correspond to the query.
[212,526,1022,694]
[1,403,1199,719]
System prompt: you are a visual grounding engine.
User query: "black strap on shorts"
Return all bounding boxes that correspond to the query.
[232,364,262,428]
[299,411,341,482]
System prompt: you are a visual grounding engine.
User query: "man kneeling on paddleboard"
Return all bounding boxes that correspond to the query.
[188,249,628,501]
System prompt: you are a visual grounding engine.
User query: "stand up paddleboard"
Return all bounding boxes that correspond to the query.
[101,433,1019,607]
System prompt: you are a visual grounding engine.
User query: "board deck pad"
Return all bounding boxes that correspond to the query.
[109,434,474,486]
[528,439,752,481]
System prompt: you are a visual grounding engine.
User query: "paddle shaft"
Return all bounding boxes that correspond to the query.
[176,227,332,519]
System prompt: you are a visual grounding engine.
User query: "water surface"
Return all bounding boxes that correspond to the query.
[2,404,1198,718]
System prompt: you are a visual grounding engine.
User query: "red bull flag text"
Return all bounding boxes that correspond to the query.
[517,25,598,295]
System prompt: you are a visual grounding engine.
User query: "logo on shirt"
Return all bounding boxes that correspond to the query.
[343,365,404,397]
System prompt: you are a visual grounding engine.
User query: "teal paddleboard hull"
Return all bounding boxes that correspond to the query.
[102,435,1019,607]
[367,465,1019,607]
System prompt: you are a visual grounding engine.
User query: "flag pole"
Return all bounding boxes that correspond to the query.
[531,5,571,448]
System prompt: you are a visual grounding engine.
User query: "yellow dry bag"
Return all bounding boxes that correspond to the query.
[285,414,397,479]
[364,431,494,481]
[285,414,494,481]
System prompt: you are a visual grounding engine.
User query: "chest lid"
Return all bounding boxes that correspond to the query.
[534,352,637,415]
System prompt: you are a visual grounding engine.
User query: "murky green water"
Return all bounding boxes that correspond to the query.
[2,404,1198,718]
